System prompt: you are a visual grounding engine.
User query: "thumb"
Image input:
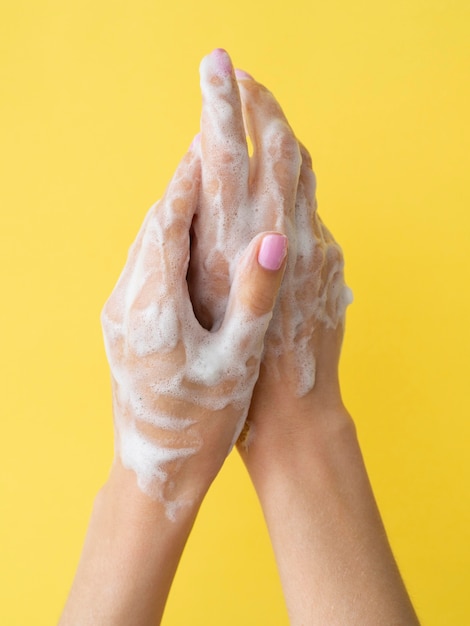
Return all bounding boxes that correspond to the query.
[224,232,288,324]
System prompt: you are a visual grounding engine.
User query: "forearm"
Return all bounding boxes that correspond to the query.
[242,404,419,625]
[58,460,203,626]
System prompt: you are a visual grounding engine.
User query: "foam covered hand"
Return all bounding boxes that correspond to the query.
[101,147,287,520]
[188,49,352,404]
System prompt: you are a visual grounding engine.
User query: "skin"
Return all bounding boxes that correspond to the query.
[191,49,419,625]
[189,49,350,401]
[59,49,420,625]
[100,144,287,519]
[59,138,288,625]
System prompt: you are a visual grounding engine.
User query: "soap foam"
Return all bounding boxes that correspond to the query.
[102,52,353,518]
[189,53,352,397]
[102,149,275,519]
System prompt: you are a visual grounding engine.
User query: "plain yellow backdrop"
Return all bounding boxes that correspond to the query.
[1,1,469,624]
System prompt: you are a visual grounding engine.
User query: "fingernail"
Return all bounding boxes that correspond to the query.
[212,48,233,75]
[190,133,201,150]
[235,68,253,80]
[258,234,288,271]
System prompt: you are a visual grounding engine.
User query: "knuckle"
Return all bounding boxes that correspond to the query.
[275,125,301,167]
[245,283,275,318]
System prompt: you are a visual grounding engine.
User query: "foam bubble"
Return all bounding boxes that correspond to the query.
[102,149,276,519]
[102,57,353,519]
[117,415,199,520]
[189,65,352,399]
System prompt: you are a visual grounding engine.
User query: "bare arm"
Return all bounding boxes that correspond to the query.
[59,138,288,625]
[240,383,420,625]
[190,49,420,625]
[58,461,200,626]
[235,73,420,625]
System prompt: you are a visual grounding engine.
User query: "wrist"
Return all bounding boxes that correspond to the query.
[59,460,204,626]
[99,458,206,529]
[240,387,353,475]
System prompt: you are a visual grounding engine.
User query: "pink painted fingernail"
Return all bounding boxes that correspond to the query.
[212,48,233,75]
[190,133,201,150]
[235,68,253,80]
[258,234,288,271]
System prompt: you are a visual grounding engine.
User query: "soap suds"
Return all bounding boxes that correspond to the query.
[189,51,352,397]
[102,50,352,519]
[102,147,275,519]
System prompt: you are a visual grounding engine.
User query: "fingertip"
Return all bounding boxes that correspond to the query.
[229,232,288,320]
[212,48,232,74]
[200,48,234,78]
[190,132,201,151]
[258,233,288,271]
[234,68,254,81]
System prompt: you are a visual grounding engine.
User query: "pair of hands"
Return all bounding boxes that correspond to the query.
[101,48,351,520]
[61,50,420,626]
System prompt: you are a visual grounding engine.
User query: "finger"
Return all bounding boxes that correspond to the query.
[101,204,153,324]
[199,49,249,210]
[235,71,301,220]
[298,142,317,212]
[291,142,322,273]
[221,232,288,338]
[130,144,201,309]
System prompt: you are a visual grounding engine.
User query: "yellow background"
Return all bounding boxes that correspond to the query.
[1,1,469,624]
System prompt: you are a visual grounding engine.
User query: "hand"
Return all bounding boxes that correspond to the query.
[60,50,418,626]
[100,143,288,520]
[188,48,302,334]
[187,49,352,451]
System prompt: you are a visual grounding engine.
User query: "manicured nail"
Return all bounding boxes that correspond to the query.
[212,48,232,75]
[235,68,253,80]
[258,234,288,271]
[190,133,201,150]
